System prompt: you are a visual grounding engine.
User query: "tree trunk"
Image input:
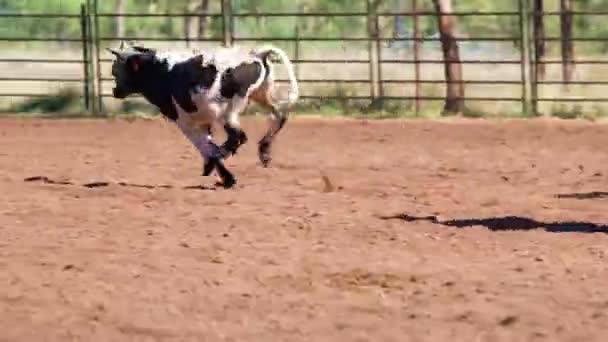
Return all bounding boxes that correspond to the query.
[533,0,545,81]
[432,0,465,115]
[560,0,574,89]
[198,0,210,39]
[115,0,126,38]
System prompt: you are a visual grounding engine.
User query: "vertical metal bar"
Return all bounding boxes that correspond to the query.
[80,4,90,113]
[294,0,300,79]
[94,0,103,114]
[374,6,383,99]
[529,1,537,116]
[294,16,300,80]
[531,0,543,116]
[229,0,235,44]
[560,0,574,91]
[85,0,96,115]
[221,0,232,47]
[366,0,378,100]
[184,15,191,48]
[412,0,421,116]
[519,0,530,115]
[220,0,227,46]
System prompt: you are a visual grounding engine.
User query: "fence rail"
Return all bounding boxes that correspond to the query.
[1,0,607,116]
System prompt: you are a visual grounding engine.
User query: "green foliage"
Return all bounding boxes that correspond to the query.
[0,0,83,40]
[3,0,608,118]
[8,88,82,113]
[2,0,607,53]
[550,103,607,120]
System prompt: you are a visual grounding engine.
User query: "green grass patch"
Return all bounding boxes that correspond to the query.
[5,88,608,122]
[7,88,84,114]
[549,103,608,121]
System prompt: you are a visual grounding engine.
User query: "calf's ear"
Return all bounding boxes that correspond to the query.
[107,48,124,60]
[189,54,204,65]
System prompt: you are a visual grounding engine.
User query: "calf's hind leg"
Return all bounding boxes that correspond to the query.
[251,86,288,167]
[258,106,287,167]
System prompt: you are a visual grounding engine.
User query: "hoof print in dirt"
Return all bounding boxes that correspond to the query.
[499,315,518,326]
[24,176,73,185]
[83,182,110,188]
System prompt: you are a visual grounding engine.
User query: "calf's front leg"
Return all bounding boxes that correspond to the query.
[175,112,236,188]
[219,95,249,158]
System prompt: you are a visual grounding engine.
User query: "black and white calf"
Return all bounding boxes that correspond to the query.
[106,42,299,188]
[215,44,299,166]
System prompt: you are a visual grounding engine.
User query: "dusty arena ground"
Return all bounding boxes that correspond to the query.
[1,116,608,341]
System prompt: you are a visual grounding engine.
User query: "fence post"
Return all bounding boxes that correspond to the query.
[412,0,421,116]
[79,4,91,113]
[84,0,97,115]
[373,4,383,100]
[230,0,235,44]
[294,18,300,80]
[221,0,233,47]
[366,0,380,101]
[184,13,191,48]
[560,0,574,91]
[530,0,544,116]
[93,0,103,114]
[519,0,530,115]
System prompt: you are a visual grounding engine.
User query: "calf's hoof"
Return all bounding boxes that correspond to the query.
[260,155,271,168]
[216,174,236,189]
[237,130,248,145]
[214,159,237,189]
[221,126,248,158]
[258,140,272,168]
[220,132,248,158]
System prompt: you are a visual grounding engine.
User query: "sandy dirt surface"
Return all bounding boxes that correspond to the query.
[1,116,607,342]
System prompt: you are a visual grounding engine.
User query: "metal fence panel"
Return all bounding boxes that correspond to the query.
[0,5,93,113]
[0,0,607,117]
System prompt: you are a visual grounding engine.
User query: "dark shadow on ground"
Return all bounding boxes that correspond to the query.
[555,191,608,200]
[379,213,608,234]
[23,176,217,191]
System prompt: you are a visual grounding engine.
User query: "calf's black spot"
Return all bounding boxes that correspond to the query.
[130,53,219,121]
[220,61,263,99]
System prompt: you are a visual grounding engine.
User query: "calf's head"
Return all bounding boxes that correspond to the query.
[107,44,156,99]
